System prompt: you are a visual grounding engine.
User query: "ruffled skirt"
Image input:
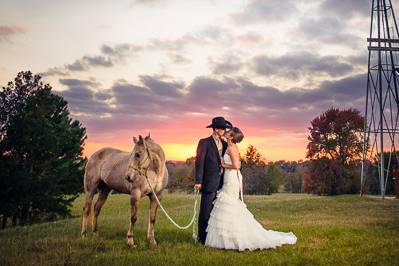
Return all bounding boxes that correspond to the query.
[205,190,297,251]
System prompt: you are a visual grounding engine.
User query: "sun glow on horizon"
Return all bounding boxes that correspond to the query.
[82,140,307,162]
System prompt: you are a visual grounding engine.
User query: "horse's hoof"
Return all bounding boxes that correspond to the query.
[93,231,99,237]
[127,243,137,248]
[127,238,136,248]
[81,232,87,239]
[149,239,158,248]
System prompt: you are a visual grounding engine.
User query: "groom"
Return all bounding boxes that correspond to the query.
[195,116,232,244]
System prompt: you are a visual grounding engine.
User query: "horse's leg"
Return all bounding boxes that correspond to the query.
[81,190,95,238]
[147,193,160,247]
[127,190,141,247]
[92,186,111,236]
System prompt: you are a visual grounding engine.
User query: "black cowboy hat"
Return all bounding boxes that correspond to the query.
[206,116,233,129]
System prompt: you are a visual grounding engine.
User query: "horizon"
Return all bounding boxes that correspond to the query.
[1,0,387,161]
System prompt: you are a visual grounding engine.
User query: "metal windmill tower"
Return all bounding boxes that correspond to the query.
[361,0,399,199]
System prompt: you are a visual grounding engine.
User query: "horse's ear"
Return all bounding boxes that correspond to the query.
[145,132,151,140]
[133,136,138,144]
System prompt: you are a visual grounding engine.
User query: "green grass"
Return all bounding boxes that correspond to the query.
[1,192,398,266]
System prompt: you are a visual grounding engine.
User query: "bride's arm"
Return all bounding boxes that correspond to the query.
[221,146,241,170]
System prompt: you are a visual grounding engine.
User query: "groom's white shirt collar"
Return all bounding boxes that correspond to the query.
[211,133,221,144]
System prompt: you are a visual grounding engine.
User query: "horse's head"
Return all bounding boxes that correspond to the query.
[125,134,153,182]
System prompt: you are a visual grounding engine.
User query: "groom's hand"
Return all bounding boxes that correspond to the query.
[195,183,202,190]
[221,158,226,168]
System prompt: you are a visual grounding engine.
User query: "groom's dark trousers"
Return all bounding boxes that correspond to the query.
[195,136,227,244]
[198,191,217,243]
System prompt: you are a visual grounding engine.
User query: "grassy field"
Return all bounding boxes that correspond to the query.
[0,192,398,266]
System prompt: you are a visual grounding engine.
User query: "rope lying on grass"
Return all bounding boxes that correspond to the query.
[137,144,201,242]
[144,174,200,242]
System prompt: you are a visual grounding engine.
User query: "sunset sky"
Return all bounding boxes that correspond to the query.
[0,0,389,161]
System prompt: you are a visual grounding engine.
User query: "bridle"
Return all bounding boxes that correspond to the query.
[127,142,153,178]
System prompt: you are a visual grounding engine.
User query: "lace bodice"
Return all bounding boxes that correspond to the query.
[223,151,232,164]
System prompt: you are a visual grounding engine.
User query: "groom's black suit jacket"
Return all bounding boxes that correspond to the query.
[195,135,228,192]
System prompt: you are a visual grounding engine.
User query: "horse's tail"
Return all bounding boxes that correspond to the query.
[83,160,90,193]
[83,149,106,194]
[83,155,97,193]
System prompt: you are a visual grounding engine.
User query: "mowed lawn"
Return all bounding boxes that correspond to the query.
[1,192,398,266]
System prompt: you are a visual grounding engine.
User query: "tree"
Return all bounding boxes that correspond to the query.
[364,151,398,195]
[263,164,283,194]
[284,172,303,193]
[242,145,266,166]
[240,145,277,194]
[304,108,364,195]
[0,71,87,228]
[302,158,343,195]
[168,162,195,193]
[306,107,364,165]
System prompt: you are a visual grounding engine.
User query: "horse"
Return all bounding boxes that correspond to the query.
[81,134,168,247]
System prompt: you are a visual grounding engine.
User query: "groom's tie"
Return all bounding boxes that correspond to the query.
[212,134,222,157]
[212,134,223,175]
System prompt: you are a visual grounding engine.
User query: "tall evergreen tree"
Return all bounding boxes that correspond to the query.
[242,145,265,166]
[0,71,87,228]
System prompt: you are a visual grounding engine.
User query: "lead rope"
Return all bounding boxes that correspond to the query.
[138,144,200,242]
[143,170,200,242]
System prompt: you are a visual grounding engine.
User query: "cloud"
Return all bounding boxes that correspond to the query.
[101,43,142,58]
[209,54,243,75]
[58,78,112,116]
[168,53,191,64]
[65,55,113,71]
[111,82,153,109]
[40,67,69,77]
[231,0,299,25]
[139,75,185,97]
[0,25,29,42]
[147,37,192,52]
[43,24,235,77]
[297,16,363,48]
[321,0,370,18]
[197,25,233,43]
[146,27,231,52]
[66,44,141,71]
[43,43,141,76]
[252,51,354,79]
[234,31,268,47]
[59,72,366,143]
[346,53,368,67]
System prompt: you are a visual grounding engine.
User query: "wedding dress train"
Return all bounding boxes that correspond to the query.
[205,153,297,251]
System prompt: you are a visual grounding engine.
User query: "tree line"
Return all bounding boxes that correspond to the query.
[168,108,397,196]
[166,145,304,195]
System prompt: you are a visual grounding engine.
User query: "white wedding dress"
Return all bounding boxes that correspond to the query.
[205,152,297,251]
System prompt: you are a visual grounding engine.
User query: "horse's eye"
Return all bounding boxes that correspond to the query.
[134,152,140,158]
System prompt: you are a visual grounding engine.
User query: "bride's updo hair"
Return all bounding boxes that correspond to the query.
[230,127,244,144]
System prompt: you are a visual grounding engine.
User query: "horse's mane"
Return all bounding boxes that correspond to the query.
[134,136,165,165]
[145,137,165,163]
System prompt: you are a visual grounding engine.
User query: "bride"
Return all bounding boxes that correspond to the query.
[205,127,297,251]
